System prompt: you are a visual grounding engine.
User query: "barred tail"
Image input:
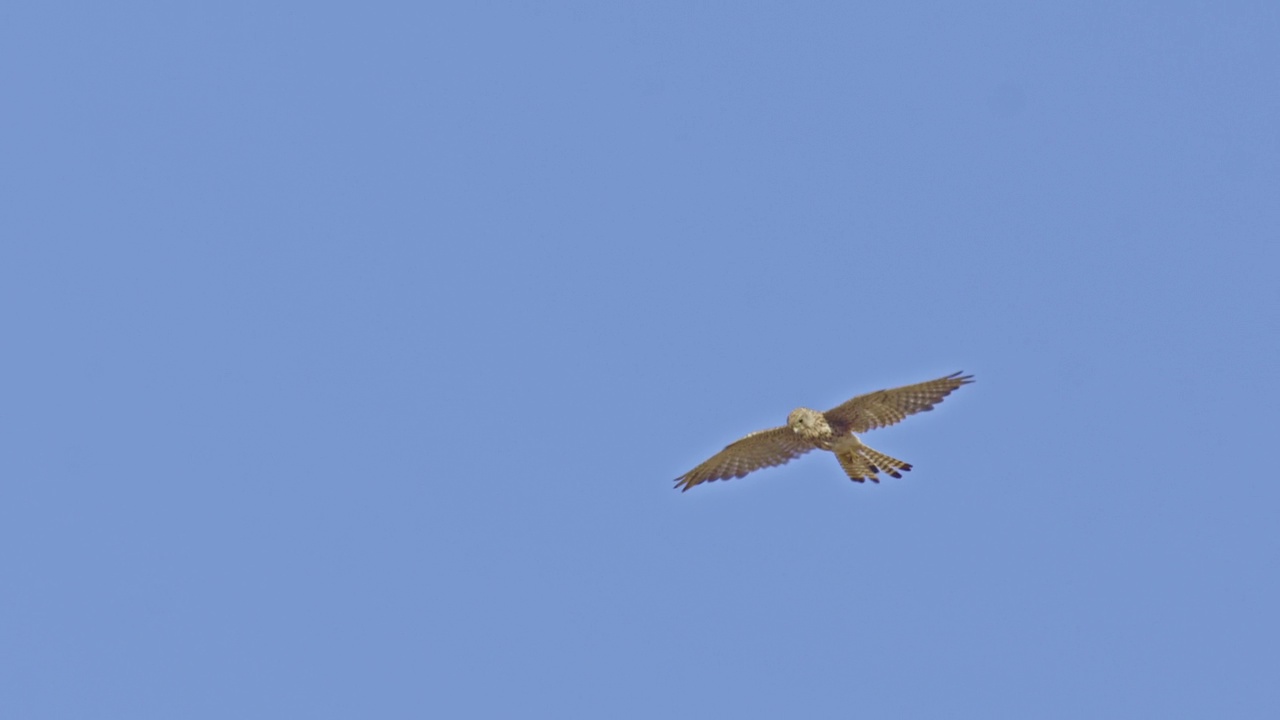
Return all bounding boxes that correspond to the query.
[861,447,912,479]
[835,444,913,484]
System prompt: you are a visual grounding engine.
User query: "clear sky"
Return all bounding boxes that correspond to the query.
[3,2,1278,718]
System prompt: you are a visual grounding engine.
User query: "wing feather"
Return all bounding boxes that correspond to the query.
[674,426,813,492]
[824,371,974,434]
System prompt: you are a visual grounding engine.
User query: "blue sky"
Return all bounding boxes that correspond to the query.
[3,2,1279,717]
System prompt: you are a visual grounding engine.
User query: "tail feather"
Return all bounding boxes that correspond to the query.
[835,444,912,484]
[861,447,912,479]
[836,451,878,483]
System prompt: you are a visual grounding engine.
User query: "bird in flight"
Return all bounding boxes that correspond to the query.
[674,372,974,492]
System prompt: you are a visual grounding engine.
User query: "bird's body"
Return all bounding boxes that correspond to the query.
[674,371,973,491]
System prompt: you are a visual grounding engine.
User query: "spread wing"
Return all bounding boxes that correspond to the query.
[824,371,974,435]
[674,426,814,492]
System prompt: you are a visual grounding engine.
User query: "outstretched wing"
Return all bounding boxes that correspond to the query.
[674,426,814,492]
[824,371,974,435]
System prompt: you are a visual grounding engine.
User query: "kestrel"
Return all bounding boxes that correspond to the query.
[674,372,974,492]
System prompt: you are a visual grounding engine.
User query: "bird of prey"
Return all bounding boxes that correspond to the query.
[674,372,974,492]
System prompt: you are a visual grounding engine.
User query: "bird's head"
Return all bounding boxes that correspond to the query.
[787,407,825,436]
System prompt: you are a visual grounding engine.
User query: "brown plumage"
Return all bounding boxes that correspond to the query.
[674,372,973,492]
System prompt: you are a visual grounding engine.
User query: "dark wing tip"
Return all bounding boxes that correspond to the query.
[675,473,711,492]
[948,371,976,384]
